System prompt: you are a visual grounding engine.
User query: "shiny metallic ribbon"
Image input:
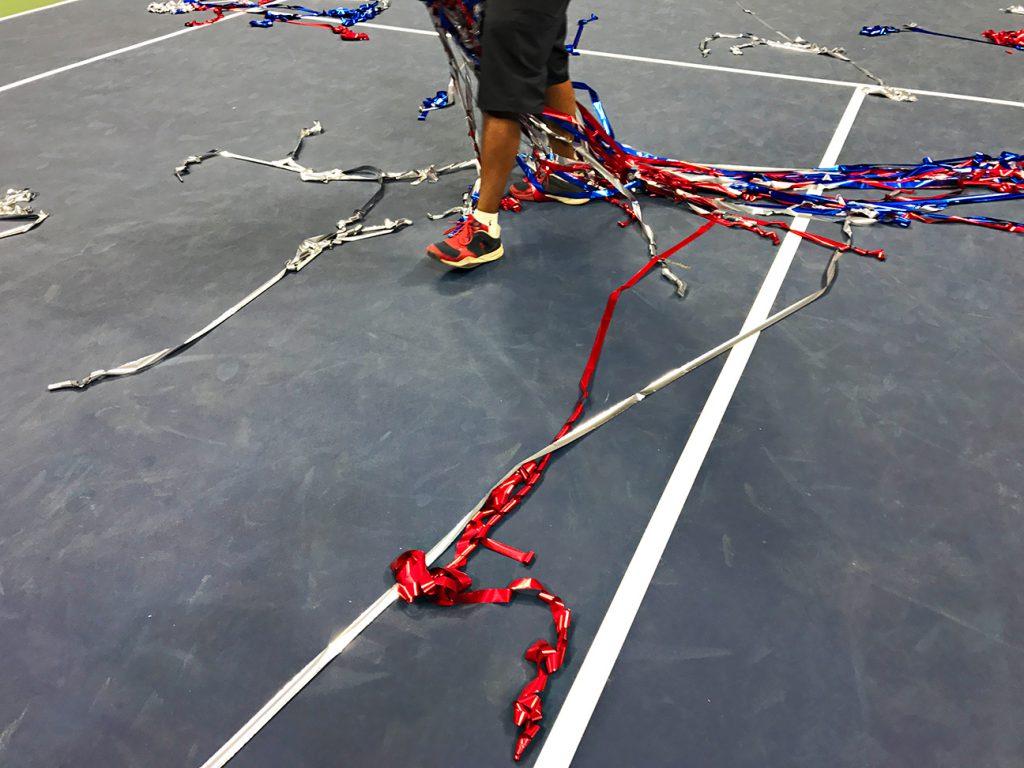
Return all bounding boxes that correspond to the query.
[0,188,49,240]
[699,31,916,101]
[148,0,391,36]
[565,12,598,55]
[983,27,1024,49]
[524,86,1024,239]
[864,22,1024,51]
[48,208,409,391]
[146,0,196,13]
[173,121,475,184]
[49,124,473,391]
[1006,6,1024,14]
[246,0,390,36]
[702,6,915,102]
[417,78,454,121]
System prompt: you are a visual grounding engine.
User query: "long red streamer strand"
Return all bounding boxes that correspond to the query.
[391,219,717,759]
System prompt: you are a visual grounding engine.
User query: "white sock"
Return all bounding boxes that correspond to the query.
[473,209,500,238]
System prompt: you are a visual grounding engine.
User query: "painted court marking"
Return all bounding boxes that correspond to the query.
[532,86,869,768]
[0,12,244,95]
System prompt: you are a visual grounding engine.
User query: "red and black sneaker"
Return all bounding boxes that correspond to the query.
[509,168,590,205]
[425,215,504,269]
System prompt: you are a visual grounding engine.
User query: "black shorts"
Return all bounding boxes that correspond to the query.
[477,0,572,116]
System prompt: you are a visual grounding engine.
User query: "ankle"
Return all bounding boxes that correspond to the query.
[473,209,501,238]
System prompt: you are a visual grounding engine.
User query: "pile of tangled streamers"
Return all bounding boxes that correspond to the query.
[147,0,389,39]
[146,0,457,118]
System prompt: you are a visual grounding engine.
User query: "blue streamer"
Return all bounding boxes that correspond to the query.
[860,25,901,36]
[418,90,451,121]
[565,13,598,55]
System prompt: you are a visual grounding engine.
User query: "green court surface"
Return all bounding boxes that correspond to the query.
[0,0,69,20]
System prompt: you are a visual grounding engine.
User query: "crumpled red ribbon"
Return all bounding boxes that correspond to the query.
[500,194,523,212]
[183,5,224,26]
[392,551,570,760]
[390,220,716,759]
[282,19,370,40]
[982,28,1024,49]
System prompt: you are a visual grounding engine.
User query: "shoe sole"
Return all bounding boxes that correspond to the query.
[547,193,591,206]
[509,190,591,206]
[429,243,505,269]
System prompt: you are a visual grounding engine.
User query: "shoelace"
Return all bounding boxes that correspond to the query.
[443,216,481,245]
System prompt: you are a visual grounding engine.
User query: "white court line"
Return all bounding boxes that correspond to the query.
[0,12,243,95]
[360,22,1024,110]
[0,0,83,24]
[577,48,1024,110]
[360,21,436,37]
[532,86,869,768]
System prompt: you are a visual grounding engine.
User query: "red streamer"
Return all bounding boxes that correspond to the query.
[391,220,717,759]
[982,28,1024,49]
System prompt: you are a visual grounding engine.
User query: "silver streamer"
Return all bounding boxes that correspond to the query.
[48,213,410,392]
[146,0,274,13]
[146,0,194,12]
[700,7,916,103]
[174,121,476,185]
[1,188,49,240]
[49,124,473,391]
[520,114,690,296]
[1004,5,1024,14]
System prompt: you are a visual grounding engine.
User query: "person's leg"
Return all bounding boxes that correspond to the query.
[476,111,521,216]
[473,0,557,216]
[426,0,565,267]
[542,2,575,157]
[543,79,578,159]
[507,77,590,205]
[506,3,590,206]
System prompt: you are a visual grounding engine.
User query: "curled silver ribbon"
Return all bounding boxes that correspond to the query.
[1004,5,1024,14]
[49,125,473,391]
[1,188,49,240]
[48,210,410,391]
[700,7,916,103]
[174,121,476,184]
[521,116,690,296]
[146,0,195,12]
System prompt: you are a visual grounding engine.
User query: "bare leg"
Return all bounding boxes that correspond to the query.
[476,112,522,214]
[544,79,578,159]
[476,80,578,215]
